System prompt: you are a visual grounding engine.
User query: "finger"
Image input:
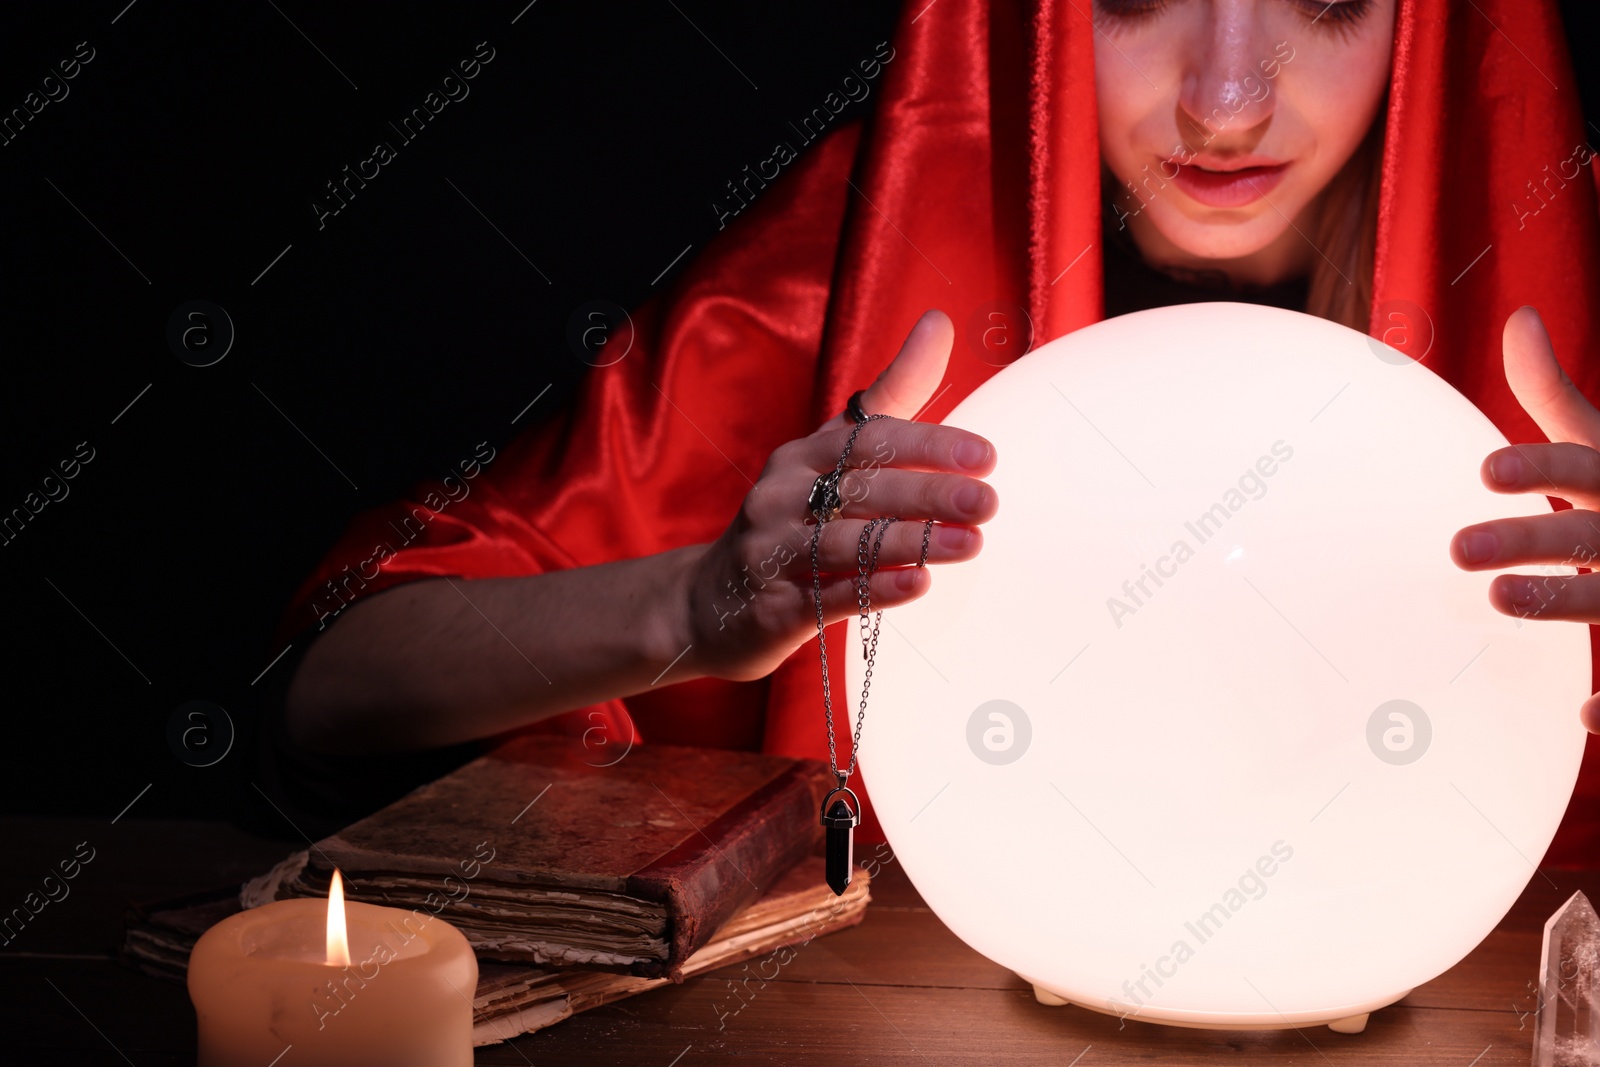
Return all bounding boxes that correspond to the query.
[1486,570,1600,623]
[835,467,998,523]
[800,416,996,476]
[808,519,980,574]
[1476,442,1600,512]
[1504,306,1600,451]
[758,466,998,528]
[1450,509,1600,570]
[816,309,954,433]
[1579,693,1600,734]
[813,564,932,622]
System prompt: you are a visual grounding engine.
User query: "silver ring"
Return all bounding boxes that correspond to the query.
[808,470,844,523]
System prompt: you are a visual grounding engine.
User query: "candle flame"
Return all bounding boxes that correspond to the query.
[326,868,351,967]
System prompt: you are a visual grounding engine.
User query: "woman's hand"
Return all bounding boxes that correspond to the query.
[1449,306,1600,733]
[677,309,999,683]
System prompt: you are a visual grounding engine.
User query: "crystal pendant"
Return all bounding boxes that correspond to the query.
[822,796,858,896]
[1534,889,1600,1067]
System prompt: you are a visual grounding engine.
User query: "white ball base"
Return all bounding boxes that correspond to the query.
[1022,974,1405,1034]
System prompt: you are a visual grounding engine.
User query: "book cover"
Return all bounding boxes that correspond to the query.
[248,736,834,978]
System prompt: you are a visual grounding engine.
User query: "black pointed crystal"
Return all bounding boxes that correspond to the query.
[823,797,857,895]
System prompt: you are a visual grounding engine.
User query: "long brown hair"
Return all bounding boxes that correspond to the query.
[1304,106,1386,333]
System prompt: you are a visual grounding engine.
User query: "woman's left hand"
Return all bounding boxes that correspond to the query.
[1450,306,1600,734]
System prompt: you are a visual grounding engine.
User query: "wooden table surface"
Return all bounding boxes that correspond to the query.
[0,816,1585,1065]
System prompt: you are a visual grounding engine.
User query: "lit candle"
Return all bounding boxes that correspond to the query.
[188,869,477,1067]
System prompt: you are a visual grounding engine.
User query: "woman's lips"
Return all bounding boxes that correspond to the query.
[1167,161,1289,209]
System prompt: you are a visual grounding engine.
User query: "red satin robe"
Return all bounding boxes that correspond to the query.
[280,0,1600,864]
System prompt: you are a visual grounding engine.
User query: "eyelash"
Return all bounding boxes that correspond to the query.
[1295,0,1376,25]
[1094,0,1175,17]
[1094,0,1376,30]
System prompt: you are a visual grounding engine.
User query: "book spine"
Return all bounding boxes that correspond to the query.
[625,761,829,980]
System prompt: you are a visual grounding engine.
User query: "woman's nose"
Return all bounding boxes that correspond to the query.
[1176,3,1278,144]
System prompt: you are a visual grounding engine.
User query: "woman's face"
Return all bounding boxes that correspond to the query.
[1095,0,1396,271]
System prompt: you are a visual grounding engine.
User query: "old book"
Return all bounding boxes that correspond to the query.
[241,736,834,978]
[122,856,872,1047]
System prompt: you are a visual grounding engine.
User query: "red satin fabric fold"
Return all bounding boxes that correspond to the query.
[283,0,1600,863]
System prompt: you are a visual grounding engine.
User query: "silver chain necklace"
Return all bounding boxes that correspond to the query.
[808,413,933,894]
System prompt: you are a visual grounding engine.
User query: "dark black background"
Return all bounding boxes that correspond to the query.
[0,2,1595,827]
[0,1,899,825]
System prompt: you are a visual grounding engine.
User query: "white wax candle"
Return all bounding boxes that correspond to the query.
[188,879,477,1067]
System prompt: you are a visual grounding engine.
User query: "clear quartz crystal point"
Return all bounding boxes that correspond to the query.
[1534,890,1600,1067]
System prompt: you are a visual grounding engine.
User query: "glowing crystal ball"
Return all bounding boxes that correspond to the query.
[852,302,1591,1030]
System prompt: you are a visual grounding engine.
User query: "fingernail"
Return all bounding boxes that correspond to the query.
[1459,531,1498,564]
[955,439,989,470]
[955,483,986,516]
[896,569,920,592]
[1489,454,1522,485]
[936,525,970,549]
[1507,578,1541,613]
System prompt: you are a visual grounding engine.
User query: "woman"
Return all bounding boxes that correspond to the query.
[275,0,1600,861]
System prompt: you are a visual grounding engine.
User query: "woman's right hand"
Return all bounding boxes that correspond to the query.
[677,309,999,683]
